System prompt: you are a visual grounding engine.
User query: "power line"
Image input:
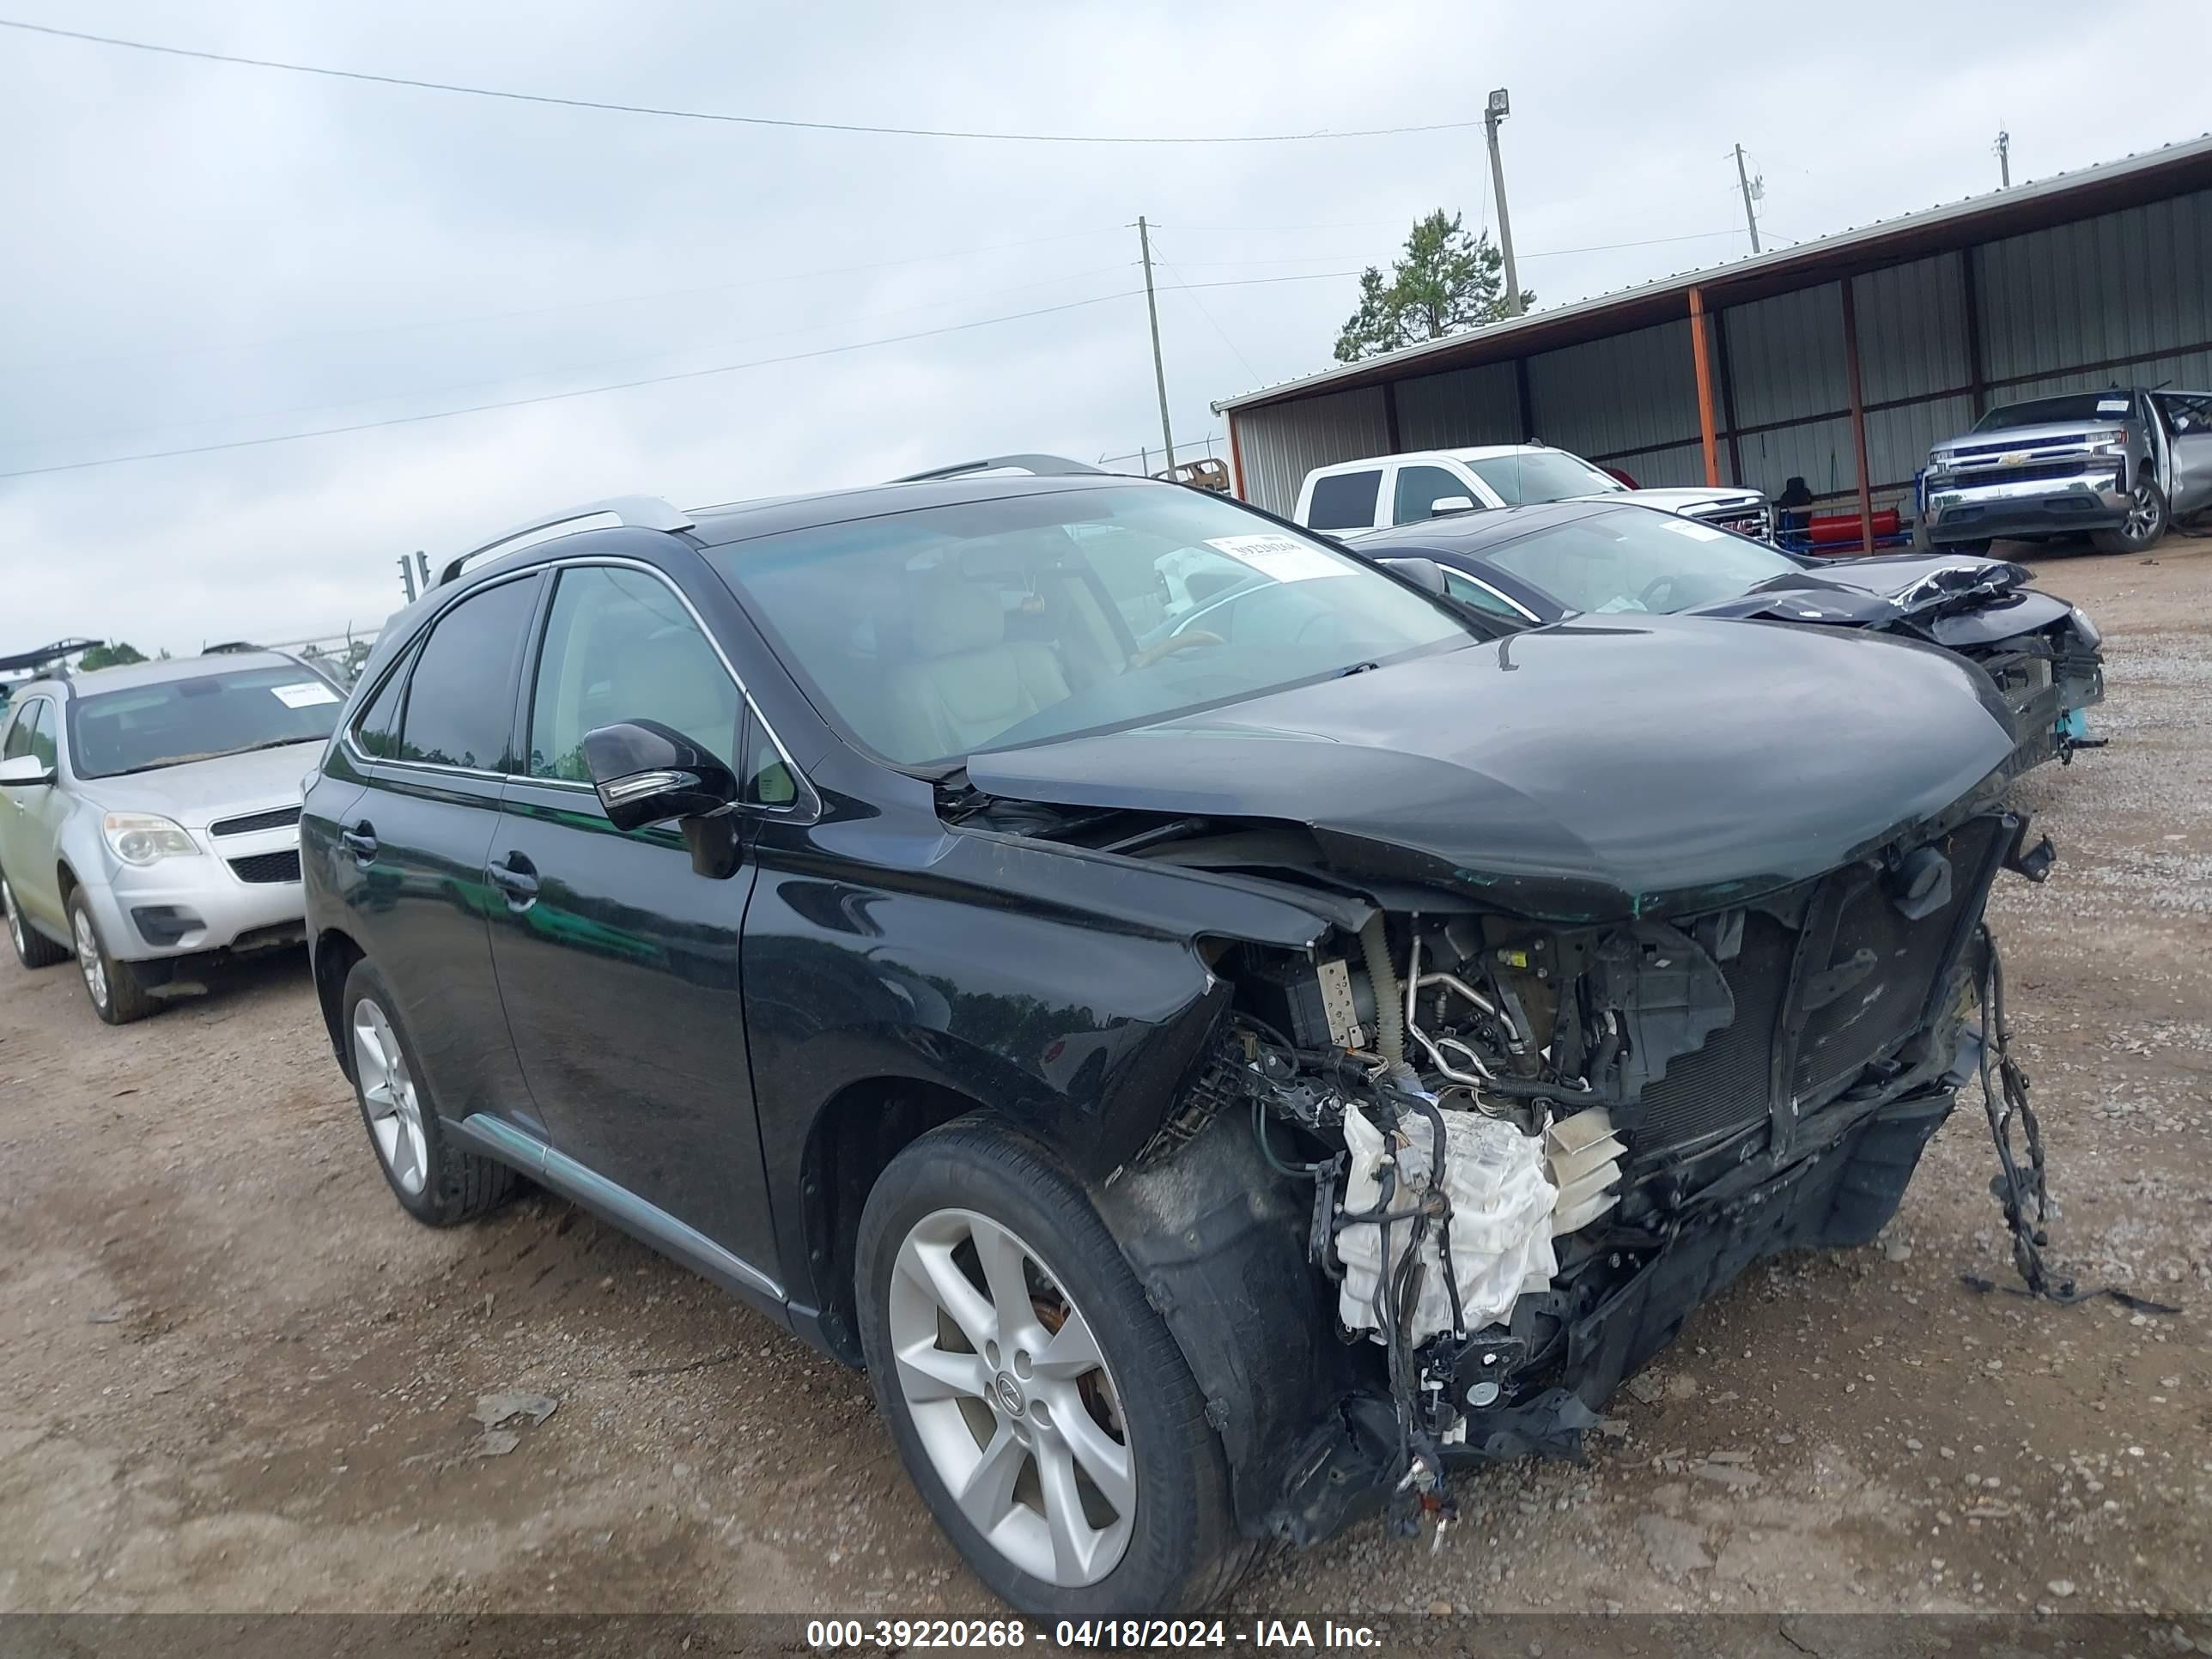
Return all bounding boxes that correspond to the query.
[1513,228,1743,259]
[6,260,1146,452]
[1147,238,1261,390]
[0,228,1124,374]
[0,272,1358,481]
[0,19,1483,145]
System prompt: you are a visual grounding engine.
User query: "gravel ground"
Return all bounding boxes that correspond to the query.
[0,538,2205,1622]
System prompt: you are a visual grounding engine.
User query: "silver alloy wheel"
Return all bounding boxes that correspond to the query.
[71,906,106,1009]
[888,1207,1135,1588]
[2124,482,2160,541]
[3,878,21,957]
[352,998,429,1195]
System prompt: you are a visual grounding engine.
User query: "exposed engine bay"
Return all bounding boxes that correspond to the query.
[1077,803,2050,1547]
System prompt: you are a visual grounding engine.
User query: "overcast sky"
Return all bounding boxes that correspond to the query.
[3,0,2207,655]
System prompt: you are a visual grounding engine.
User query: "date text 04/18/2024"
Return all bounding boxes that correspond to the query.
[805,1618,1383,1649]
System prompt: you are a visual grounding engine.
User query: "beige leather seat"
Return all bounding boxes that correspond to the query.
[885,582,1070,760]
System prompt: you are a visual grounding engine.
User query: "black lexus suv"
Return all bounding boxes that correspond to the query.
[302,464,2033,1617]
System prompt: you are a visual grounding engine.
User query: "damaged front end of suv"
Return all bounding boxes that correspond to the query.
[939,623,2039,1554]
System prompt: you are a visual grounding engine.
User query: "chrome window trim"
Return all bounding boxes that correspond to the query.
[532,556,819,823]
[340,555,819,823]
[337,566,540,781]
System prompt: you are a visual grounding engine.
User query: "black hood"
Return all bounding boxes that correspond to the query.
[965,615,2018,922]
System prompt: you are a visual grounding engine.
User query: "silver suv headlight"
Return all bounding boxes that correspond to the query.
[102,812,200,866]
[2069,605,2103,650]
[2082,428,2128,455]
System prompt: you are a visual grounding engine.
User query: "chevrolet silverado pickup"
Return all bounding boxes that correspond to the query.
[1919,386,2212,554]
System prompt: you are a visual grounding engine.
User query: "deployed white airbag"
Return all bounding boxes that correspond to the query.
[1335,1099,1557,1344]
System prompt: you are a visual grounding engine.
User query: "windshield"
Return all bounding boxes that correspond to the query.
[1482,507,1802,617]
[1974,392,2134,431]
[67,664,343,779]
[706,484,1469,766]
[1464,449,1626,506]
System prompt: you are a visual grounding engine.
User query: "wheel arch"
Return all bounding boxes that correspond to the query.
[797,1073,1000,1365]
[312,926,367,1081]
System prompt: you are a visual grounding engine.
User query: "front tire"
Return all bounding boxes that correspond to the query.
[2091,473,2167,554]
[855,1117,1255,1619]
[341,957,520,1225]
[67,891,154,1024]
[2,873,69,969]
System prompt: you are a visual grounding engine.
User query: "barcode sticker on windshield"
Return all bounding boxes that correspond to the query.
[1204,534,1346,582]
[1661,517,1727,540]
[270,681,341,709]
[2096,398,2130,414]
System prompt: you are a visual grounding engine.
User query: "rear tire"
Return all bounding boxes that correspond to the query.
[2,873,69,969]
[67,891,155,1024]
[2090,473,2167,554]
[341,957,520,1225]
[855,1116,1256,1619]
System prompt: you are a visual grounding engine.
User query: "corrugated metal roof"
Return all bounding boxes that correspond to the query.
[1213,132,2212,416]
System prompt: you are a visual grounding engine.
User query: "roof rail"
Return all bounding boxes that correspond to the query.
[889,453,1108,483]
[0,637,99,676]
[438,495,695,587]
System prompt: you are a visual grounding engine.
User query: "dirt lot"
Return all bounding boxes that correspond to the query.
[1,540,2206,1625]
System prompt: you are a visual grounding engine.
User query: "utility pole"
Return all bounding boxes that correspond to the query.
[1484,90,1522,317]
[397,555,416,605]
[1994,130,2011,188]
[1135,216,1176,473]
[416,550,431,592]
[1734,143,1763,254]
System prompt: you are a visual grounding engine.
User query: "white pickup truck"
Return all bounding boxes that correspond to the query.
[1293,443,1774,540]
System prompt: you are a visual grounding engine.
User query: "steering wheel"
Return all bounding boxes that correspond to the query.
[1127,629,1224,671]
[1637,574,1678,610]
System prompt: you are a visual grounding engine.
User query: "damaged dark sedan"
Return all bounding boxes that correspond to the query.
[301,474,2040,1618]
[1348,501,2106,768]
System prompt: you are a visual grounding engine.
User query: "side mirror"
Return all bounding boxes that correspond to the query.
[1429,495,1477,516]
[1383,556,1449,595]
[582,720,737,832]
[0,754,55,789]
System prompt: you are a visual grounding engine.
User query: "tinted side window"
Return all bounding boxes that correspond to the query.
[1443,571,1529,620]
[1305,470,1382,531]
[1395,465,1480,523]
[396,578,538,770]
[353,653,411,760]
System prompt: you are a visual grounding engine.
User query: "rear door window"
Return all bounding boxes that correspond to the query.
[1305,469,1383,531]
[393,577,539,771]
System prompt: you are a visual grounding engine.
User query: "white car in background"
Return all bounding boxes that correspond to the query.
[0,651,344,1024]
[1294,443,1774,541]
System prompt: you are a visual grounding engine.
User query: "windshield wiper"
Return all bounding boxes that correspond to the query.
[100,736,323,777]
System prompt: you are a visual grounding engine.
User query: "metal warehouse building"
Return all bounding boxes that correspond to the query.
[1213,135,2212,547]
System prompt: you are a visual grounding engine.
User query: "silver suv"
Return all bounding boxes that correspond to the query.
[0,651,344,1024]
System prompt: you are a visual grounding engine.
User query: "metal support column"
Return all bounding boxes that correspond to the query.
[1687,286,1721,487]
[1839,276,1876,554]
[1711,307,1745,488]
